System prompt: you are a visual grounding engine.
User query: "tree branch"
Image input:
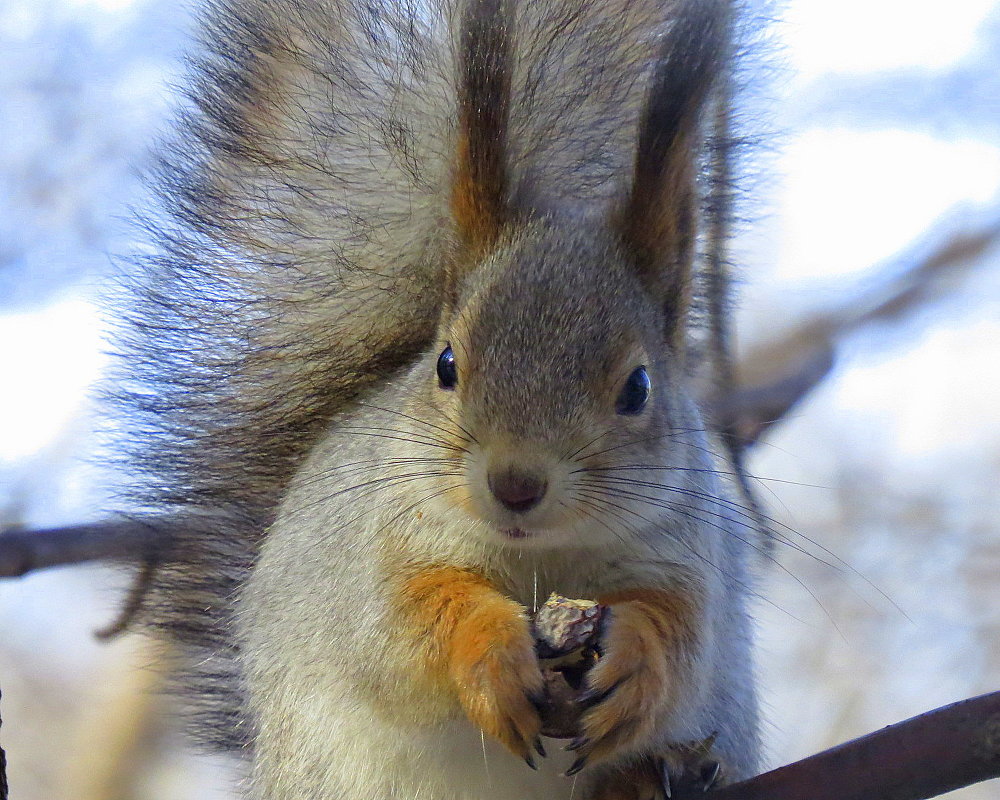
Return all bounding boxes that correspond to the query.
[0,518,172,578]
[711,205,1000,447]
[710,691,1000,800]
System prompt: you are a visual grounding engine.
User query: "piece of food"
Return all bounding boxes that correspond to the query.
[531,593,606,738]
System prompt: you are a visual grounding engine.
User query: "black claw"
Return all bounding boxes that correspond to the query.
[577,690,598,707]
[700,760,721,791]
[565,736,589,752]
[578,681,618,709]
[661,758,673,798]
[527,691,547,712]
[524,753,538,771]
[534,737,547,758]
[565,755,589,777]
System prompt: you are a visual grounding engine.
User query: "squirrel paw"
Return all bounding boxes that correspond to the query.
[586,758,669,800]
[585,744,725,800]
[661,735,727,797]
[450,605,546,766]
[565,604,671,773]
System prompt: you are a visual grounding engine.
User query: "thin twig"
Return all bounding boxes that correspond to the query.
[94,558,160,640]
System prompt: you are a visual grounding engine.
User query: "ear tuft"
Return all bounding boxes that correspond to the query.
[622,0,731,335]
[452,0,514,257]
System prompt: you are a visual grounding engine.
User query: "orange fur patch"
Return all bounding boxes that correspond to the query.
[597,588,700,653]
[401,566,503,673]
[399,565,543,757]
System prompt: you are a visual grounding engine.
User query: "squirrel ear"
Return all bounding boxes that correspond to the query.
[621,0,730,337]
[451,0,513,267]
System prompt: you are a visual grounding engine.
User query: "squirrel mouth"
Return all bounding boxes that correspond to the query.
[501,527,532,539]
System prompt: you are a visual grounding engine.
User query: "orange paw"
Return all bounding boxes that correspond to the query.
[449,599,546,764]
[566,603,671,772]
[399,565,545,765]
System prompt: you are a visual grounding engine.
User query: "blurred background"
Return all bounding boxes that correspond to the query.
[0,0,998,797]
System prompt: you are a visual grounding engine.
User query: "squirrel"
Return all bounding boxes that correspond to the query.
[109,0,766,796]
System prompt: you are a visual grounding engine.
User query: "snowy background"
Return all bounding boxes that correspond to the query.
[1,0,998,797]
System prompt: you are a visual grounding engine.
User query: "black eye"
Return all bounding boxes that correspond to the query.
[616,366,650,415]
[437,344,457,389]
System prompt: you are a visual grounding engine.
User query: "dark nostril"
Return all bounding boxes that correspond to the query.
[488,470,547,513]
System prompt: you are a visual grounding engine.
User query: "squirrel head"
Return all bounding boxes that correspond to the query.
[405,0,729,549]
[419,215,697,548]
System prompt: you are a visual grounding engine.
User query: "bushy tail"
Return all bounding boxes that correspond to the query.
[108,0,454,747]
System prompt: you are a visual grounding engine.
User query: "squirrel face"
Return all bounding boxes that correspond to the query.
[413,216,694,550]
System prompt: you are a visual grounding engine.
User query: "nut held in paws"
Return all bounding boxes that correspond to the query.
[531,593,607,738]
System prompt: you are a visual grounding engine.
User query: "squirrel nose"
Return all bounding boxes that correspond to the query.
[488,469,547,513]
